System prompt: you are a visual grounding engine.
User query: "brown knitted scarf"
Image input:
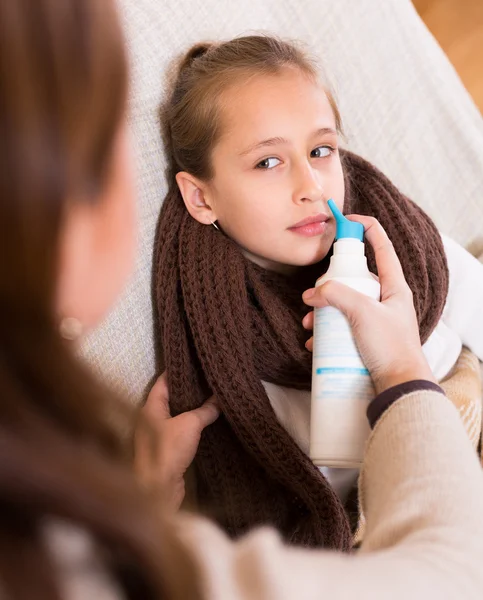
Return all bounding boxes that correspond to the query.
[154,150,449,550]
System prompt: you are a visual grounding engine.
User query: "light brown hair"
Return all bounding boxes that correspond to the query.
[0,1,195,598]
[163,35,342,183]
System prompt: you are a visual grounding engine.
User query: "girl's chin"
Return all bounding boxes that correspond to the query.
[241,243,331,274]
[261,255,329,275]
[289,248,331,268]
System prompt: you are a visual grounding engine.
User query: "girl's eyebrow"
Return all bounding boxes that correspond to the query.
[238,127,337,157]
[313,127,337,138]
[239,136,288,157]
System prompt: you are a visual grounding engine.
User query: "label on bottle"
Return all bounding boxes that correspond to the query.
[313,306,372,389]
[310,306,375,467]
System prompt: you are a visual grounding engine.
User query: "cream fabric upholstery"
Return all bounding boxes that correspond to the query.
[81,0,483,403]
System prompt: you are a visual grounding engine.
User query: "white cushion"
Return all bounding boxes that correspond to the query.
[81,0,483,403]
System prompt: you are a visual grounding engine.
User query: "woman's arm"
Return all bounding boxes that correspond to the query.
[174,386,483,600]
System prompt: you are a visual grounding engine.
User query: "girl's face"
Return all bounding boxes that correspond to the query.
[178,68,345,273]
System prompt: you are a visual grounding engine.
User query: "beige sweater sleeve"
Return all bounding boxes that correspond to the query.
[176,390,483,599]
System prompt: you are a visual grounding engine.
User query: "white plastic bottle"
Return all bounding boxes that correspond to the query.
[310,200,381,468]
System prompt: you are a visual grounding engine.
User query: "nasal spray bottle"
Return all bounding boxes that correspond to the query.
[310,200,381,468]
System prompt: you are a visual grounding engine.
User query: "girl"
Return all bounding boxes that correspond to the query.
[155,35,483,549]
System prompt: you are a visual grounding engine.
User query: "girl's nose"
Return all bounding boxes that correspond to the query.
[292,163,324,205]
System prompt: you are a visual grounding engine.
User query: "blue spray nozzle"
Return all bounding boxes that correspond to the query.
[327,199,364,241]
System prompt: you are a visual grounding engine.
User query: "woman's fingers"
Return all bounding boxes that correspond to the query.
[303,280,373,320]
[302,311,314,329]
[144,372,171,420]
[144,374,220,433]
[346,215,407,297]
[189,396,220,430]
[136,379,221,510]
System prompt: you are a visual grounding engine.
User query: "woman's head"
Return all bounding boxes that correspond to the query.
[0,0,134,339]
[165,35,344,272]
[0,3,173,598]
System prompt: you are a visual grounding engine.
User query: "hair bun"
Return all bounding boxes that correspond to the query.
[179,42,213,72]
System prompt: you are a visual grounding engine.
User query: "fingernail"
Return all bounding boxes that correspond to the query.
[303,288,315,300]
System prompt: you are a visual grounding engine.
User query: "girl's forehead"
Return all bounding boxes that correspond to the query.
[221,68,325,109]
[217,71,336,144]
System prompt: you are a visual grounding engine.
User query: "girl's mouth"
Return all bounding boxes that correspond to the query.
[289,214,330,237]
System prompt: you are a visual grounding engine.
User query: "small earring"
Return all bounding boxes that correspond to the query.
[211,220,220,231]
[59,317,83,341]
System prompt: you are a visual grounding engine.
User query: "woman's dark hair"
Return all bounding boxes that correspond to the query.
[0,2,196,598]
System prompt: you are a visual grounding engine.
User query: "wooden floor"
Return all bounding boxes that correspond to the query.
[413,0,483,112]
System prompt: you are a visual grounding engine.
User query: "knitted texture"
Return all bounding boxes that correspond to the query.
[154,150,449,550]
[341,151,449,339]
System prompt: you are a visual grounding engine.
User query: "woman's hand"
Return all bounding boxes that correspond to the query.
[135,372,220,511]
[302,215,436,395]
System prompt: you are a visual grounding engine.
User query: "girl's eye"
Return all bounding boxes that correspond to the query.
[255,157,281,169]
[311,146,334,158]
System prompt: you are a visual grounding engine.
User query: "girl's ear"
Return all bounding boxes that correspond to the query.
[175,172,217,225]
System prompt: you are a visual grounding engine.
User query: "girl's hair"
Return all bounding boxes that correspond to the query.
[0,1,196,598]
[163,35,342,182]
